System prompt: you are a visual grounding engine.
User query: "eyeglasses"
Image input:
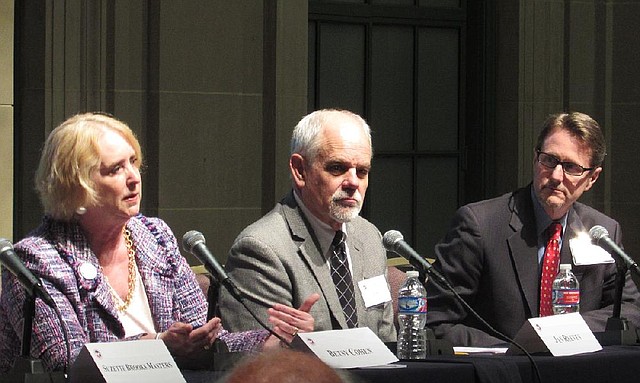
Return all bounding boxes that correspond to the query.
[536,150,594,176]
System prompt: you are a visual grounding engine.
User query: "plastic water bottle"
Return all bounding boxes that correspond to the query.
[396,270,427,359]
[552,264,580,315]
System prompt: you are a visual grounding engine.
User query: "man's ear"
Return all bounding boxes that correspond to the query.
[290,154,305,188]
[584,166,602,192]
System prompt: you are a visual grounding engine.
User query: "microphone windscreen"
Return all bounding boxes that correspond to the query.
[182,230,206,253]
[0,238,12,253]
[589,225,609,241]
[382,230,404,251]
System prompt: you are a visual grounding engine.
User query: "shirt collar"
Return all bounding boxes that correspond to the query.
[530,186,568,238]
[293,190,347,256]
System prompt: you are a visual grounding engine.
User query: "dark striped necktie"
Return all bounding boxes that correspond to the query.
[330,231,358,328]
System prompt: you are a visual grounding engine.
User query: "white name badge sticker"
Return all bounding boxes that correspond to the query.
[70,339,185,383]
[507,312,602,356]
[358,274,392,308]
[570,233,615,266]
[292,327,398,369]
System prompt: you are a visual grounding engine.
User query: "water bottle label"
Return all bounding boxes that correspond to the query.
[398,296,427,314]
[552,289,580,305]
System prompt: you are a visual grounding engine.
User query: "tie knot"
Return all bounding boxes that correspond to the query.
[332,231,346,248]
[548,222,562,240]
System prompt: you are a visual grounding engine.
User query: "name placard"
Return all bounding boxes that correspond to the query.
[291,327,398,369]
[70,340,185,383]
[507,312,602,356]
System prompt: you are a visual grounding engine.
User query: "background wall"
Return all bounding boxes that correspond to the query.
[11,1,307,262]
[5,0,640,267]
[0,0,13,241]
[491,1,640,263]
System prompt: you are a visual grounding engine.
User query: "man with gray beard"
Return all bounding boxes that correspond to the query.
[217,109,396,342]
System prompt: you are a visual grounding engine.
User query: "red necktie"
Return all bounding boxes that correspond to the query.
[539,222,562,316]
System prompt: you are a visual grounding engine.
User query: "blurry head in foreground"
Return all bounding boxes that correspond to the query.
[224,349,344,383]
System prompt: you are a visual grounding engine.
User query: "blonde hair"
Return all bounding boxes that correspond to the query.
[35,112,143,221]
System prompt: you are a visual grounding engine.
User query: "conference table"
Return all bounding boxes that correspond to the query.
[3,345,638,382]
[348,345,640,383]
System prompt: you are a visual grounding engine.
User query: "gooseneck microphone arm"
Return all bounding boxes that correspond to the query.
[0,239,55,306]
[589,225,640,335]
[382,230,542,383]
[589,225,640,277]
[0,239,56,357]
[182,231,288,345]
[0,238,70,380]
[381,232,451,290]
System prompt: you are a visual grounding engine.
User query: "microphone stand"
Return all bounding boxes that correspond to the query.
[596,263,640,346]
[3,293,66,383]
[176,274,288,373]
[406,258,543,383]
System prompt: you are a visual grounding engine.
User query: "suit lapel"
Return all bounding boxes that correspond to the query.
[346,223,365,324]
[346,225,364,283]
[507,187,541,317]
[561,207,589,264]
[281,194,349,329]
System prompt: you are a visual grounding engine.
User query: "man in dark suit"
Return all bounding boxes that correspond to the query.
[217,109,396,342]
[426,112,640,346]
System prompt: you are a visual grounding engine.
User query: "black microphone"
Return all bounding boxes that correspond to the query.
[382,230,450,289]
[0,238,55,307]
[381,229,542,378]
[181,230,288,345]
[589,225,640,276]
[182,230,242,299]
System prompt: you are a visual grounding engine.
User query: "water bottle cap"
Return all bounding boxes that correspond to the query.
[559,264,572,270]
[406,270,419,278]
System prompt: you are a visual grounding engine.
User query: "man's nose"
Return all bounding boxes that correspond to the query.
[550,163,565,179]
[342,168,360,188]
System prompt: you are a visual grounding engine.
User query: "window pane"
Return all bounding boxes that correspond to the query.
[417,27,460,151]
[371,25,414,151]
[367,157,414,245]
[415,157,459,256]
[419,0,462,7]
[310,0,365,3]
[317,23,366,113]
[371,0,415,6]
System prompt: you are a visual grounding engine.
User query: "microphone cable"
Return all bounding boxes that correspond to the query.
[383,230,543,383]
[181,231,289,346]
[1,238,71,380]
[437,280,543,383]
[48,291,72,381]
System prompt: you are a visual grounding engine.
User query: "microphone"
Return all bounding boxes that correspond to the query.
[181,230,288,345]
[381,230,542,377]
[382,230,450,289]
[182,230,242,298]
[0,238,55,307]
[589,225,640,276]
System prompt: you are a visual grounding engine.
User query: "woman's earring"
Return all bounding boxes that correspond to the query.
[75,206,87,215]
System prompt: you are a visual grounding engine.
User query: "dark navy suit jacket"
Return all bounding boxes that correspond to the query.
[426,184,640,346]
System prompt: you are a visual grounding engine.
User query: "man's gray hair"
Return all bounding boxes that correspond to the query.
[290,109,372,161]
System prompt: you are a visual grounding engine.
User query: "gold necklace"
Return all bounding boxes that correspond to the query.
[108,227,137,312]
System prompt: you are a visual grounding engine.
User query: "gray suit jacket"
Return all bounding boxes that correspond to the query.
[217,192,397,342]
[426,184,640,346]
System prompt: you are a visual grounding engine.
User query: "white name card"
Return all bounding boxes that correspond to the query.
[570,234,615,266]
[70,340,185,383]
[507,312,602,356]
[291,327,398,369]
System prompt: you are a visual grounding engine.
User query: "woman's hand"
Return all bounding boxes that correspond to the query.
[266,293,320,345]
[159,317,222,356]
